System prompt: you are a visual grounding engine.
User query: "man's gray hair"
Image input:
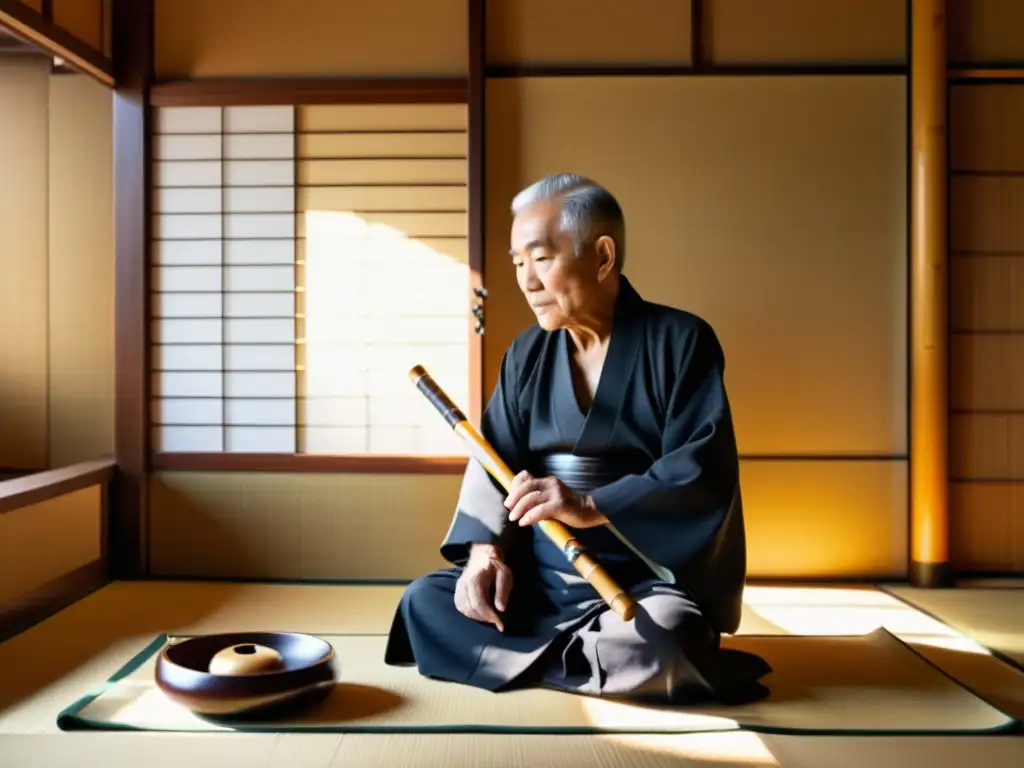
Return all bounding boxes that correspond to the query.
[510,173,626,270]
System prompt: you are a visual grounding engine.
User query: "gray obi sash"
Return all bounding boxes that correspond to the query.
[528,453,674,588]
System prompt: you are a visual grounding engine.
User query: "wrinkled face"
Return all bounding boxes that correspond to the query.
[509,200,614,331]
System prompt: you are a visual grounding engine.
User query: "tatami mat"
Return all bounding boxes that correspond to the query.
[955,578,1024,589]
[883,583,1024,668]
[58,629,1012,735]
[1,580,1023,767]
[2,731,1024,768]
[0,582,404,735]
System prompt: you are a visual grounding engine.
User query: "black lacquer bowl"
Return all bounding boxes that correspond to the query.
[154,631,338,719]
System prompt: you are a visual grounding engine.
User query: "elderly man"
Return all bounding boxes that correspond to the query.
[384,174,770,704]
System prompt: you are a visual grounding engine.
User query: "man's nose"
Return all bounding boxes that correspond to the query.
[519,264,541,291]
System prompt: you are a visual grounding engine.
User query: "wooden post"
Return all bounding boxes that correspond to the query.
[909,0,951,587]
[467,0,486,427]
[111,0,153,578]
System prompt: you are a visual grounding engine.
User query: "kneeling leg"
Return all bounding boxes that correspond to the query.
[384,568,482,679]
[544,591,770,705]
[384,567,557,691]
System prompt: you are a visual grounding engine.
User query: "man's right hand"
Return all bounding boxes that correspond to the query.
[454,544,513,632]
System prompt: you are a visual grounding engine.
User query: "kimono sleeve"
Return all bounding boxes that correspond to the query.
[439,347,528,566]
[588,320,740,577]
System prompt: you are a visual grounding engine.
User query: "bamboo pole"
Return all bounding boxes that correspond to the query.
[909,0,951,587]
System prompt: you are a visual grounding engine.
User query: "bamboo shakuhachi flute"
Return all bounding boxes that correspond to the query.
[409,364,636,622]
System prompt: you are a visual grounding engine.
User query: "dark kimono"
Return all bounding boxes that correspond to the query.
[384,277,770,704]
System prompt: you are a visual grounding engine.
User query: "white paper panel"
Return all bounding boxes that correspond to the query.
[224,213,295,239]
[298,367,369,398]
[153,398,223,425]
[152,104,300,456]
[154,426,223,452]
[156,106,222,134]
[154,160,222,187]
[153,266,222,293]
[303,423,464,455]
[413,237,469,264]
[154,372,222,397]
[224,293,294,318]
[154,214,223,240]
[224,160,293,186]
[155,134,221,160]
[152,293,222,318]
[153,240,222,265]
[368,394,450,427]
[155,188,222,214]
[368,427,421,454]
[225,240,295,265]
[225,187,295,213]
[305,316,466,344]
[226,398,296,425]
[224,266,294,292]
[301,426,368,453]
[300,396,367,426]
[224,318,294,344]
[225,344,294,371]
[225,133,295,160]
[418,424,467,454]
[225,105,295,133]
[152,344,223,371]
[225,372,295,398]
[225,426,296,453]
[152,318,222,344]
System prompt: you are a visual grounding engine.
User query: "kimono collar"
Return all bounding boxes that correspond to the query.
[614,275,645,317]
[553,273,647,454]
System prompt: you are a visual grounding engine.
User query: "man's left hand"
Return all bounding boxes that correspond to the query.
[505,472,609,528]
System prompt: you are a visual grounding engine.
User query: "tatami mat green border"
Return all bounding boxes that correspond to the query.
[55,628,1020,737]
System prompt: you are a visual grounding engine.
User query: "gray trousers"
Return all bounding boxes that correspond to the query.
[385,568,771,705]
[537,588,724,702]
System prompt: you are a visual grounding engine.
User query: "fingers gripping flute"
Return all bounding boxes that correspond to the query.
[409,365,637,622]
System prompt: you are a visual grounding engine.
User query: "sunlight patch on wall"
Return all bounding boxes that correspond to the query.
[300,210,469,456]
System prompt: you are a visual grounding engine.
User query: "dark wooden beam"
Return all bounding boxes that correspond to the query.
[0,25,39,53]
[0,0,112,84]
[111,0,153,579]
[949,66,1024,83]
[691,0,705,70]
[0,468,44,481]
[0,459,115,642]
[467,0,485,426]
[0,560,109,644]
[150,454,468,474]
[150,77,469,107]
[484,63,907,78]
[0,459,114,514]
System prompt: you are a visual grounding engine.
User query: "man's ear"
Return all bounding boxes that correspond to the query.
[593,235,617,280]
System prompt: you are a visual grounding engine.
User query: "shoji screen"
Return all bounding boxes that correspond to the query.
[295,105,469,456]
[151,103,470,457]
